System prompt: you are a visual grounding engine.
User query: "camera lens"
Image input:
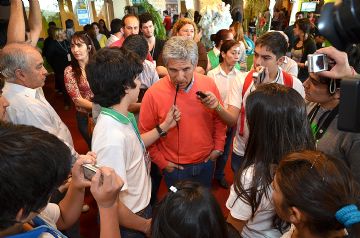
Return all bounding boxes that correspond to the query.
[318,0,360,50]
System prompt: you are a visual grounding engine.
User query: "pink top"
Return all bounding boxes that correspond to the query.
[64,65,94,113]
[110,36,125,48]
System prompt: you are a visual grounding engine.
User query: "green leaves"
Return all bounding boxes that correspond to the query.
[139,0,167,40]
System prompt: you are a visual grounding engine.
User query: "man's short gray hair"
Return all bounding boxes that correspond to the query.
[162,36,198,66]
[0,43,32,82]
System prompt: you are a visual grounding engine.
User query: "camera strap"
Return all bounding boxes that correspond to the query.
[308,104,339,141]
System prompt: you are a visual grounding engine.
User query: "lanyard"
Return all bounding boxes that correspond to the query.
[100,107,146,152]
[57,40,68,53]
[308,104,339,141]
[150,40,156,59]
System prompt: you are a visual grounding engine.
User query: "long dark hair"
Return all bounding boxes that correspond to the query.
[70,31,96,79]
[276,150,360,237]
[233,84,314,227]
[210,29,232,48]
[98,19,110,37]
[152,181,228,238]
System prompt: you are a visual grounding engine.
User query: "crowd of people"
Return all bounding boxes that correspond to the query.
[0,0,360,237]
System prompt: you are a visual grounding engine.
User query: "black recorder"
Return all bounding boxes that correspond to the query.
[252,67,266,84]
[196,91,208,99]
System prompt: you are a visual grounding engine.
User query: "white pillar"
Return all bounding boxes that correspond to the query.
[289,0,300,26]
[113,0,129,19]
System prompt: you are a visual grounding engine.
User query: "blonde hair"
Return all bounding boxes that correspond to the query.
[53,28,65,41]
[230,22,248,49]
[172,18,198,40]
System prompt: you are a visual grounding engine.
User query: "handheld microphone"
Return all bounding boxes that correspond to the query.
[174,84,179,105]
[173,84,180,183]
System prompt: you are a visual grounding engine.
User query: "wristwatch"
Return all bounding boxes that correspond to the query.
[156,125,167,137]
[214,150,223,156]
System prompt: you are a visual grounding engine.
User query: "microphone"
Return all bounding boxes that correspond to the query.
[174,84,180,129]
[173,84,179,105]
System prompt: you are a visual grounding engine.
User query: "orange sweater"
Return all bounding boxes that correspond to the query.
[139,73,227,170]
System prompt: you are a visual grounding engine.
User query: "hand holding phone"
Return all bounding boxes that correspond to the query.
[82,163,99,181]
[196,91,208,99]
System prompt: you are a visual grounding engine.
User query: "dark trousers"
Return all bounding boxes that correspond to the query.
[231,152,245,175]
[120,205,152,238]
[76,111,91,149]
[150,163,162,206]
[55,73,71,107]
[163,160,215,188]
[214,127,235,180]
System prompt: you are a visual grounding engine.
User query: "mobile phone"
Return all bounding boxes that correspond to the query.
[82,164,99,181]
[196,91,207,99]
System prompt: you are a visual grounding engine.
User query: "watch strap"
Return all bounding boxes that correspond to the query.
[156,125,167,137]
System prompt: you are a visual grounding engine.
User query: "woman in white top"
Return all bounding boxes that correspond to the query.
[226,84,314,238]
[273,150,360,238]
[207,39,245,188]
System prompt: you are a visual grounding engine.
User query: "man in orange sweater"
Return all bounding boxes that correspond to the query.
[139,36,226,188]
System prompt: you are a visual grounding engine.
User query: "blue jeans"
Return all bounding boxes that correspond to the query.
[163,160,215,188]
[120,205,152,238]
[231,152,244,175]
[214,127,235,180]
[76,111,91,149]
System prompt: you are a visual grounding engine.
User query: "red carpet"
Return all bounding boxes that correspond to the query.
[43,75,233,238]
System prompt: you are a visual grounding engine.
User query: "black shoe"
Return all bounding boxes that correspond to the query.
[217,178,230,189]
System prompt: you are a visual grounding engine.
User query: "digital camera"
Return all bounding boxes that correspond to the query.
[307,54,329,73]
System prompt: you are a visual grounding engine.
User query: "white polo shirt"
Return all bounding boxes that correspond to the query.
[280,56,298,77]
[92,108,151,213]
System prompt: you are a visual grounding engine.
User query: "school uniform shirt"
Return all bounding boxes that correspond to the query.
[207,65,246,108]
[92,110,151,213]
[228,67,305,157]
[226,165,281,238]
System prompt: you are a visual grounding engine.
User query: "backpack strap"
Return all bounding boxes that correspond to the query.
[238,70,293,137]
[282,71,293,87]
[239,70,255,136]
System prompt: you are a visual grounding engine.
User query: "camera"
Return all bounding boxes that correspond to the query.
[252,67,265,84]
[318,0,360,132]
[318,0,360,51]
[306,54,329,73]
[0,0,10,6]
[82,164,99,181]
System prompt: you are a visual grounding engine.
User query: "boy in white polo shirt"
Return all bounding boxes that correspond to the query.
[87,47,179,238]
[200,31,305,173]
